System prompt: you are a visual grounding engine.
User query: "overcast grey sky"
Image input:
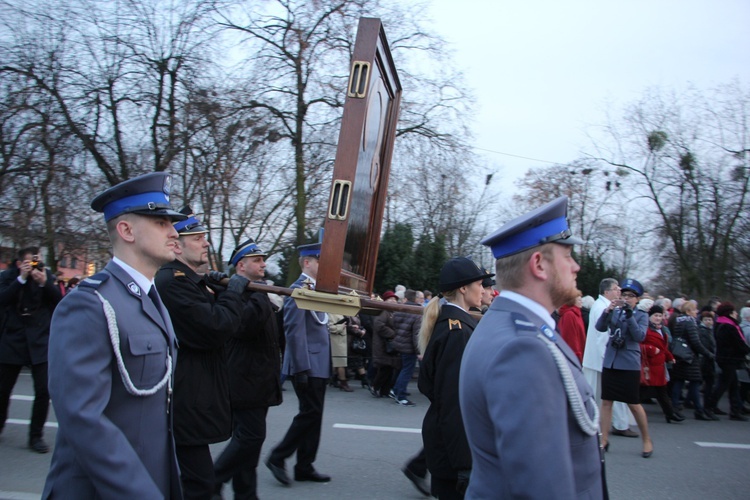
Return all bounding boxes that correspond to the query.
[426,0,750,188]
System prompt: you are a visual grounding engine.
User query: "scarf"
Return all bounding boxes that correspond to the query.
[716,315,746,343]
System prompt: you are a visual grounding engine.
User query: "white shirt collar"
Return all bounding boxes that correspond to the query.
[300,272,316,286]
[500,290,556,330]
[113,256,155,294]
[443,301,467,313]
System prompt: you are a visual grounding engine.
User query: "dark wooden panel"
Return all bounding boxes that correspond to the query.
[316,18,402,295]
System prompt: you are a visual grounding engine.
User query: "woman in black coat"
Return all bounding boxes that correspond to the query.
[669,301,715,420]
[418,257,490,499]
[706,302,750,420]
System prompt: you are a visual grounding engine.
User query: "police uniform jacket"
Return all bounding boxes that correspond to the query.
[43,261,181,499]
[0,264,62,365]
[281,274,330,379]
[226,287,283,409]
[670,314,713,381]
[596,306,647,371]
[155,260,244,446]
[418,304,476,480]
[460,296,603,499]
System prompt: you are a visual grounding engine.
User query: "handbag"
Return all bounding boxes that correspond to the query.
[352,337,367,352]
[670,337,694,364]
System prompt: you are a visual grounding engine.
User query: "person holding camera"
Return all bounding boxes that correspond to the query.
[596,278,653,458]
[0,247,62,453]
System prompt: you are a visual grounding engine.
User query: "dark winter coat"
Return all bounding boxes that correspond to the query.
[697,323,717,377]
[392,301,422,355]
[155,260,244,446]
[714,316,750,367]
[670,314,713,382]
[372,309,400,368]
[0,264,62,365]
[419,304,477,481]
[226,288,283,409]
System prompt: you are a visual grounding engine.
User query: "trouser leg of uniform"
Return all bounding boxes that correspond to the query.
[270,377,326,472]
[214,407,268,498]
[177,443,215,499]
[431,476,464,499]
[0,363,22,433]
[406,447,427,477]
[29,362,50,440]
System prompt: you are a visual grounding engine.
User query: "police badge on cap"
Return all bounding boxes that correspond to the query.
[481,196,583,259]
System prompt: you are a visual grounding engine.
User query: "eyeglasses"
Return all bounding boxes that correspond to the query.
[621,292,637,298]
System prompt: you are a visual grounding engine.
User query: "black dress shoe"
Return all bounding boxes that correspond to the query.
[712,407,728,415]
[611,428,639,438]
[294,470,331,483]
[29,438,49,454]
[704,409,720,421]
[729,413,749,422]
[265,458,291,486]
[402,466,430,496]
[694,411,713,421]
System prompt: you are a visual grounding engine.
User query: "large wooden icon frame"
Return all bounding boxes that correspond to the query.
[316,18,402,296]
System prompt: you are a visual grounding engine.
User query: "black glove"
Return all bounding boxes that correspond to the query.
[624,306,633,318]
[207,270,228,283]
[294,372,309,390]
[227,274,250,294]
[456,470,470,494]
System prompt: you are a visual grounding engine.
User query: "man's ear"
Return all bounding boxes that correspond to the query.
[527,250,549,282]
[115,219,135,243]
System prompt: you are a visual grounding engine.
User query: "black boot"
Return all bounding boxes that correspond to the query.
[695,410,713,421]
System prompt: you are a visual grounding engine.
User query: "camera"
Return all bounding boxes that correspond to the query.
[610,336,626,349]
[30,255,44,270]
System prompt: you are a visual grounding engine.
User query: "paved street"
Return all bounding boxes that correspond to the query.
[1,368,749,499]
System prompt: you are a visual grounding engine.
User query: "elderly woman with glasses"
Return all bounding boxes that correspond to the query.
[596,278,654,458]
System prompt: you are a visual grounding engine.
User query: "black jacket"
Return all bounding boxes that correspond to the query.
[155,260,244,445]
[392,301,422,355]
[714,318,750,366]
[0,264,62,365]
[419,304,477,480]
[226,288,283,409]
[671,314,713,382]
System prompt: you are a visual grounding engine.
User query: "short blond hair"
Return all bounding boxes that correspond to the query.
[494,244,554,290]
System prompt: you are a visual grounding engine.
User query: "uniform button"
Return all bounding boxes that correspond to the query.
[147,342,152,350]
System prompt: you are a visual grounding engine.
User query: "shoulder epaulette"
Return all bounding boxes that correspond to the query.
[448,318,462,330]
[173,269,186,278]
[511,312,538,331]
[79,273,110,290]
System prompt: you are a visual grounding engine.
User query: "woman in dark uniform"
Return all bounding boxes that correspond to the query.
[418,257,490,499]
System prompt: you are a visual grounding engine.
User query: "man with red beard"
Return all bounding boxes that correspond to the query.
[459,197,604,499]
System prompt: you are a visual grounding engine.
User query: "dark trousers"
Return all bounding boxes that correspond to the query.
[0,362,49,440]
[405,447,427,477]
[373,365,396,396]
[431,476,464,500]
[641,385,676,417]
[671,379,704,412]
[709,362,743,414]
[213,407,269,500]
[176,443,215,500]
[269,377,326,473]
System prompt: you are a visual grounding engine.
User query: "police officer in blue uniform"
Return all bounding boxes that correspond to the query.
[43,172,185,499]
[266,241,332,486]
[459,196,605,499]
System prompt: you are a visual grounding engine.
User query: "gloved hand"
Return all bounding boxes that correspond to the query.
[294,372,309,391]
[624,307,633,318]
[207,270,228,283]
[456,470,470,494]
[227,274,250,294]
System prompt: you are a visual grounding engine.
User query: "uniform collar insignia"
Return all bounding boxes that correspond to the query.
[127,282,142,296]
[541,324,556,340]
